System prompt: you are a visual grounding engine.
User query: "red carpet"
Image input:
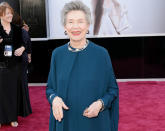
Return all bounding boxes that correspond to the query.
[119,81,165,131]
[0,81,165,131]
[0,86,50,131]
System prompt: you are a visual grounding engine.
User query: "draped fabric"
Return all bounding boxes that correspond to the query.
[46,41,119,131]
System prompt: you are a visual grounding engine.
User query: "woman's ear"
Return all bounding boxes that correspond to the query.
[64,26,68,35]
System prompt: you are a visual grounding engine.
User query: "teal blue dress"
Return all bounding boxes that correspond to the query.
[46,41,119,131]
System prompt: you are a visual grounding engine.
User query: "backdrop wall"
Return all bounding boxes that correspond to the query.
[28,36,165,83]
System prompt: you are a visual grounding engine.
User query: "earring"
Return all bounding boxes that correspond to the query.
[86,30,89,34]
[64,31,67,35]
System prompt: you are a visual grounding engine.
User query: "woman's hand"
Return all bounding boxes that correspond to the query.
[83,100,102,118]
[23,24,29,32]
[14,46,25,56]
[28,54,31,63]
[52,96,69,122]
[0,38,3,43]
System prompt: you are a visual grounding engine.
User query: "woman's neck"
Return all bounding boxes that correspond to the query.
[70,38,87,49]
[1,20,10,28]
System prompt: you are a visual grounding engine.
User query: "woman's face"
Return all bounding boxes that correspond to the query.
[64,10,89,42]
[0,8,13,23]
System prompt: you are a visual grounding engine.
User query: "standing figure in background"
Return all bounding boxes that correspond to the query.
[46,1,119,131]
[0,2,25,127]
[92,0,129,35]
[12,12,32,117]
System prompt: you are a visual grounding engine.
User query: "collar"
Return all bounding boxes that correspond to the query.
[68,40,89,52]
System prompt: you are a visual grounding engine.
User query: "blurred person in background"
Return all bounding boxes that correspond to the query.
[92,0,129,35]
[12,12,32,118]
[0,2,25,127]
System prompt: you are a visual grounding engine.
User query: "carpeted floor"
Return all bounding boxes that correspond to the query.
[0,81,165,131]
[119,81,165,131]
[0,86,50,131]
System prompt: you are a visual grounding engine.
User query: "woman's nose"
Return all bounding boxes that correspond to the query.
[72,22,79,28]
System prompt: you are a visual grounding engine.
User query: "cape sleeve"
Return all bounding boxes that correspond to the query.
[101,49,119,131]
[46,50,58,105]
[101,49,119,109]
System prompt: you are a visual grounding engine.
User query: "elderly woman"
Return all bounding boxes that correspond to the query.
[0,2,25,127]
[46,1,119,131]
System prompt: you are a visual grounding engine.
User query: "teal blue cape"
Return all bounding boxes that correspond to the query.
[46,41,119,131]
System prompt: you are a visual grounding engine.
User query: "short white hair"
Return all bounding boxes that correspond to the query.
[61,1,91,26]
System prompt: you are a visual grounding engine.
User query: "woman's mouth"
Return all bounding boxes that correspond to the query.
[7,17,13,21]
[71,31,81,36]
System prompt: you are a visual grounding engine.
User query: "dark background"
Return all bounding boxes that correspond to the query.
[19,0,47,38]
[0,0,20,13]
[0,0,47,38]
[28,36,165,83]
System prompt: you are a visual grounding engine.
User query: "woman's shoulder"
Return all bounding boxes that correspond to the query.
[22,28,30,38]
[11,23,21,30]
[52,43,67,55]
[11,23,22,36]
[89,40,108,55]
